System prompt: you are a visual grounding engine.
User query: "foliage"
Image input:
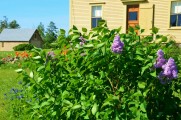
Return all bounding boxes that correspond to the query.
[37,22,45,41]
[9,20,20,29]
[43,21,58,48]
[0,16,20,32]
[13,44,34,51]
[13,22,181,119]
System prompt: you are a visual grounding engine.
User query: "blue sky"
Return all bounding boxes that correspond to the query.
[0,0,69,32]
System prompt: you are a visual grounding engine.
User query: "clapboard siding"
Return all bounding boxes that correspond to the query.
[70,0,181,43]
[70,0,125,31]
[153,0,181,43]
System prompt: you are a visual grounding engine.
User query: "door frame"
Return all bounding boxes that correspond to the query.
[126,4,139,31]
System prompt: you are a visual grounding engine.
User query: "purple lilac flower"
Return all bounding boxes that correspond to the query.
[162,58,178,79]
[47,51,55,58]
[111,35,124,54]
[157,58,178,84]
[157,49,164,57]
[79,36,86,46]
[154,49,166,68]
[154,49,178,84]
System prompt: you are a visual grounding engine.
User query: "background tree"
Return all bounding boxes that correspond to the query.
[43,21,58,48]
[9,20,20,29]
[37,22,45,41]
[0,16,8,32]
[0,16,21,33]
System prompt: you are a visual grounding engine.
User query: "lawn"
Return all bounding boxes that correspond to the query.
[0,51,22,119]
[0,51,15,58]
[0,50,61,119]
[0,65,20,119]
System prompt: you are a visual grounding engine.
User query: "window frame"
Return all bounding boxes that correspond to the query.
[2,42,4,47]
[170,1,181,28]
[91,5,102,28]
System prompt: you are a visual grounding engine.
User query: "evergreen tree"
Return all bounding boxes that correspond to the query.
[9,20,20,29]
[44,21,58,48]
[0,16,8,32]
[37,22,45,40]
[0,16,21,33]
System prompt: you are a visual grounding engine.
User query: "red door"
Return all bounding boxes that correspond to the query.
[127,5,139,31]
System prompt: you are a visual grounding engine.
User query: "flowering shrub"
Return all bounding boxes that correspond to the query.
[14,23,181,119]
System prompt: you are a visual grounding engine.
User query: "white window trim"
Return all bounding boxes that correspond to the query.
[90,3,104,29]
[169,1,181,28]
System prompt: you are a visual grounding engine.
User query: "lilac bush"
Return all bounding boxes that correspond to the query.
[13,24,181,119]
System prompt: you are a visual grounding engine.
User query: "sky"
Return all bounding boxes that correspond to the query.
[0,0,69,32]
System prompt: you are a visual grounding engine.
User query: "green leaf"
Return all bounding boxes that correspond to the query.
[141,63,152,75]
[15,69,23,73]
[140,103,146,112]
[62,90,69,100]
[150,71,156,77]
[82,27,87,32]
[62,100,73,107]
[136,55,145,61]
[60,29,66,35]
[96,43,105,48]
[101,101,112,108]
[33,104,40,109]
[128,27,134,33]
[140,29,145,33]
[30,71,33,78]
[33,56,41,60]
[45,93,50,98]
[92,103,98,115]
[37,66,45,72]
[161,36,167,42]
[37,77,43,82]
[138,82,146,89]
[73,25,78,30]
[67,110,71,119]
[71,35,80,41]
[118,86,124,92]
[41,101,50,107]
[71,105,81,110]
[151,27,159,34]
[135,25,140,30]
[83,44,94,48]
[52,111,57,116]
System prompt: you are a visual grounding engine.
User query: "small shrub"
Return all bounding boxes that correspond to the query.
[13,44,34,51]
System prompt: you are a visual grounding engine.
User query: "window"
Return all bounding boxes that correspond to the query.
[170,1,181,27]
[129,12,138,20]
[2,42,4,47]
[92,6,102,28]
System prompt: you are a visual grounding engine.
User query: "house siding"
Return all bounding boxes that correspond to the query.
[153,0,181,43]
[70,0,181,43]
[0,42,28,51]
[30,31,43,48]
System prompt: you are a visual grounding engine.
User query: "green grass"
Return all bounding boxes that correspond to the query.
[0,50,22,119]
[0,51,16,58]
[0,65,20,120]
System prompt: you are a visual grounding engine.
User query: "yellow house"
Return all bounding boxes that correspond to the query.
[70,0,181,43]
[0,29,43,51]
